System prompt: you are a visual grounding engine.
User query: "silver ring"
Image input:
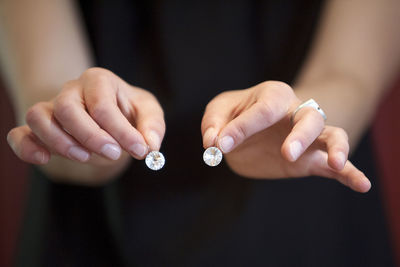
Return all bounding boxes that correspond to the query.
[291,98,327,124]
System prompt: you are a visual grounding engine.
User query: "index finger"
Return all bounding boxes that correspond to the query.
[83,75,150,159]
[202,81,297,153]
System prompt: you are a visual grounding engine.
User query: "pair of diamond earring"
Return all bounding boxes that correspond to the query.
[145,146,223,171]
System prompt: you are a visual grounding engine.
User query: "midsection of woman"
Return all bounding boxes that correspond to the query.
[2,0,397,266]
[74,1,392,266]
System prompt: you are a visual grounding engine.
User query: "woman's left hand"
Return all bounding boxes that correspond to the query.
[201,81,371,193]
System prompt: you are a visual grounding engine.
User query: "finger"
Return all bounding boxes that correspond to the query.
[7,125,50,165]
[128,89,166,151]
[320,126,349,171]
[202,126,220,149]
[338,161,371,193]
[216,83,296,153]
[83,77,151,159]
[217,102,284,153]
[311,153,371,193]
[281,107,325,162]
[53,82,122,161]
[328,161,371,193]
[25,102,91,162]
[201,91,240,148]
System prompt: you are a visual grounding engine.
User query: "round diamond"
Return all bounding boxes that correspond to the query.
[145,151,165,171]
[203,147,223,167]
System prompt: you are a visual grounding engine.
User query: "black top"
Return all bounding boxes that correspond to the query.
[17,1,394,266]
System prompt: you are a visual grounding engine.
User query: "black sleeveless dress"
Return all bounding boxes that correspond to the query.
[17,1,394,266]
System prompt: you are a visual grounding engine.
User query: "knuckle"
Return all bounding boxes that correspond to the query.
[25,103,44,125]
[118,128,144,147]
[204,92,231,114]
[273,81,292,92]
[259,81,296,101]
[81,67,112,80]
[110,128,133,145]
[119,131,133,144]
[53,98,74,121]
[61,79,79,92]
[210,90,234,105]
[81,68,114,89]
[231,122,247,142]
[90,103,109,122]
[328,127,349,142]
[91,74,111,89]
[141,96,164,114]
[81,131,97,148]
[336,128,349,141]
[216,90,231,99]
[260,80,292,91]
[136,91,163,110]
[256,101,274,125]
[137,88,156,99]
[50,135,70,154]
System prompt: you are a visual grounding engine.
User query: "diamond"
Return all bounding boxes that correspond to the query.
[145,151,165,171]
[203,147,223,167]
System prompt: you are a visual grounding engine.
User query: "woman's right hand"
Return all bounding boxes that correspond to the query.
[6,67,165,182]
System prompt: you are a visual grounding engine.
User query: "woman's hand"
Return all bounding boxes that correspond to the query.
[201,81,371,193]
[7,67,165,183]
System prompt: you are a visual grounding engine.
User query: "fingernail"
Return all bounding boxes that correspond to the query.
[130,143,147,157]
[289,140,302,161]
[148,130,161,150]
[68,146,90,162]
[101,144,121,160]
[34,151,46,164]
[337,152,346,168]
[204,128,217,146]
[219,135,234,153]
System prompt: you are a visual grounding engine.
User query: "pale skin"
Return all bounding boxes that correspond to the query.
[1,0,400,191]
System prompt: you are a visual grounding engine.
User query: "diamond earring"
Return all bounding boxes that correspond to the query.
[203,146,223,167]
[145,151,165,171]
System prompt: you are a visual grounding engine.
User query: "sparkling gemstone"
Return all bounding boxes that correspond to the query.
[203,146,223,167]
[145,151,165,171]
